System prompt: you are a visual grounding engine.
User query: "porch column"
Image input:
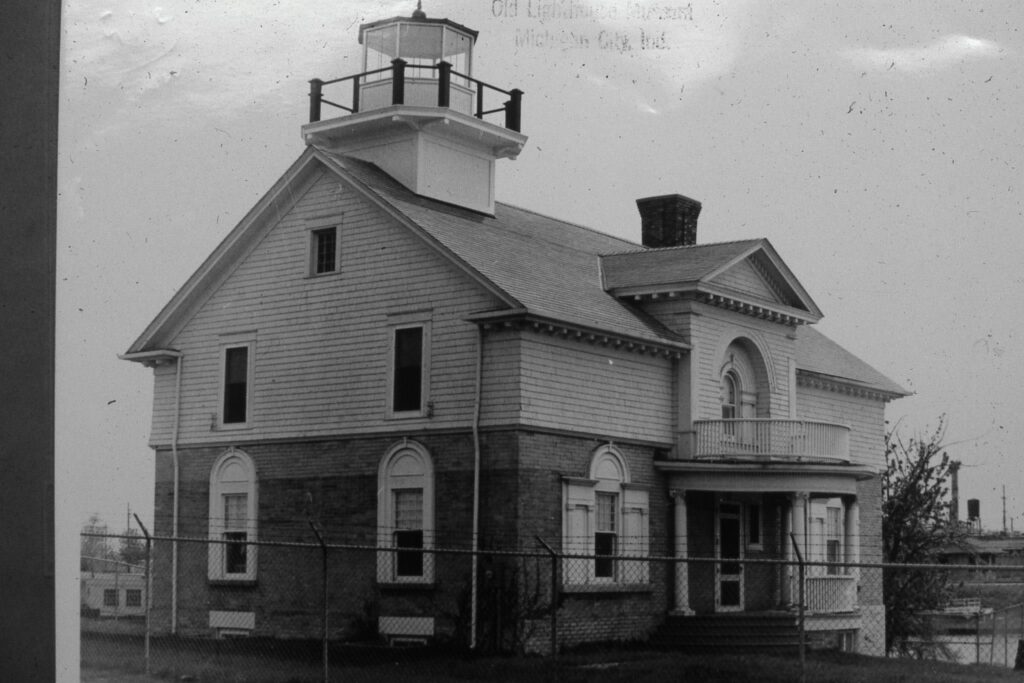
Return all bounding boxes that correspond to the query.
[788,492,809,607]
[845,499,860,581]
[670,490,693,614]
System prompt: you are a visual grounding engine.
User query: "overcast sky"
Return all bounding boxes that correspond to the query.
[57,0,1024,537]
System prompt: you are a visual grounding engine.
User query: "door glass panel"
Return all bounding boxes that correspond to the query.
[720,517,741,575]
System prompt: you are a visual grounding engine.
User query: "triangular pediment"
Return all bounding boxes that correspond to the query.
[705,250,809,312]
[601,239,822,324]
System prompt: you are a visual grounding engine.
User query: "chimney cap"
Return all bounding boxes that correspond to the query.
[636,193,701,208]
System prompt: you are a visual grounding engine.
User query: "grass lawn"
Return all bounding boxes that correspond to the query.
[81,639,1024,682]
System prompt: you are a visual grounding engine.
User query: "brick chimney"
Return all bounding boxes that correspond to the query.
[636,194,702,248]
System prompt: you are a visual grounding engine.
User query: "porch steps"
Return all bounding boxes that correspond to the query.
[650,613,801,654]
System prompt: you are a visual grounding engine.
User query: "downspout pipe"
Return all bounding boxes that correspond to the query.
[470,326,484,650]
[170,355,183,634]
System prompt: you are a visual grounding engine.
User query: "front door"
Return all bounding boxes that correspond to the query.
[716,501,744,611]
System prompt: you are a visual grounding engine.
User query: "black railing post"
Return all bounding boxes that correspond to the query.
[437,61,451,108]
[391,58,407,105]
[476,85,485,119]
[308,79,323,123]
[352,74,361,113]
[505,89,523,132]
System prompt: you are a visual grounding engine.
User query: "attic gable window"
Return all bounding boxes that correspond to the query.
[310,226,339,275]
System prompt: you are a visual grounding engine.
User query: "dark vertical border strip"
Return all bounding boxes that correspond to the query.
[0,0,60,678]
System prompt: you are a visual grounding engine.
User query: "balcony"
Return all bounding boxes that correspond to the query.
[804,574,858,613]
[308,60,522,132]
[693,419,850,464]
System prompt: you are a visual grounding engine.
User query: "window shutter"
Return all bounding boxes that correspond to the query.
[563,478,596,584]
[621,486,650,583]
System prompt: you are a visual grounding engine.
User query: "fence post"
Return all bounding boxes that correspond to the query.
[790,533,805,683]
[975,612,981,664]
[535,536,558,657]
[309,521,329,683]
[133,515,152,677]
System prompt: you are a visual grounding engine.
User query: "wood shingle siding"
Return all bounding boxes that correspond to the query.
[148,171,505,446]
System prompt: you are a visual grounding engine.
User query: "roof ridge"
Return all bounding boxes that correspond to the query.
[601,237,765,257]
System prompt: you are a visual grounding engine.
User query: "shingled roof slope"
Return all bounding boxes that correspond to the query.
[601,239,764,290]
[796,325,909,396]
[327,152,686,346]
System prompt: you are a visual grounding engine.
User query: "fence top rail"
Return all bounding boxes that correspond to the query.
[79,532,1024,572]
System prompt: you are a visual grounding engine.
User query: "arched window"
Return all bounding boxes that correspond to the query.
[721,370,740,420]
[377,440,434,583]
[208,449,258,581]
[562,445,649,585]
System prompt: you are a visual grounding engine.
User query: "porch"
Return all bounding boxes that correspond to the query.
[657,448,874,618]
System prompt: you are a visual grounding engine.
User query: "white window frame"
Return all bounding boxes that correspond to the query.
[377,440,434,584]
[562,445,649,586]
[308,224,341,276]
[386,313,431,419]
[208,448,258,582]
[218,334,255,430]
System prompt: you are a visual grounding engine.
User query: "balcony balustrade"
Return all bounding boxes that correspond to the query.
[804,574,858,613]
[308,59,522,132]
[693,419,850,464]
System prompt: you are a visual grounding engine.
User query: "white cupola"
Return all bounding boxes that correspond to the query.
[301,3,527,214]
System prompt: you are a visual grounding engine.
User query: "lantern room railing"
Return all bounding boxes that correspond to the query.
[693,419,850,464]
[308,58,523,132]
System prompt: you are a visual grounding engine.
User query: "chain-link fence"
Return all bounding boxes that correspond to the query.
[81,531,1024,681]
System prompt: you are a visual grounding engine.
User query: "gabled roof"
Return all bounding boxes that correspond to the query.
[124,147,906,401]
[319,151,687,348]
[600,239,823,323]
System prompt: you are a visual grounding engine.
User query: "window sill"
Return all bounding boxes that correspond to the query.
[209,578,258,588]
[376,581,437,592]
[561,583,653,594]
[215,423,252,432]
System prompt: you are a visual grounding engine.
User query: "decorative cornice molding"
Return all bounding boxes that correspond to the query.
[796,371,902,402]
[471,311,688,360]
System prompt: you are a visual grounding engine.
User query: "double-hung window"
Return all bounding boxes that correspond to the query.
[387,313,431,418]
[377,441,434,583]
[219,335,255,428]
[208,449,258,582]
[826,506,843,574]
[594,492,618,579]
[562,446,649,587]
